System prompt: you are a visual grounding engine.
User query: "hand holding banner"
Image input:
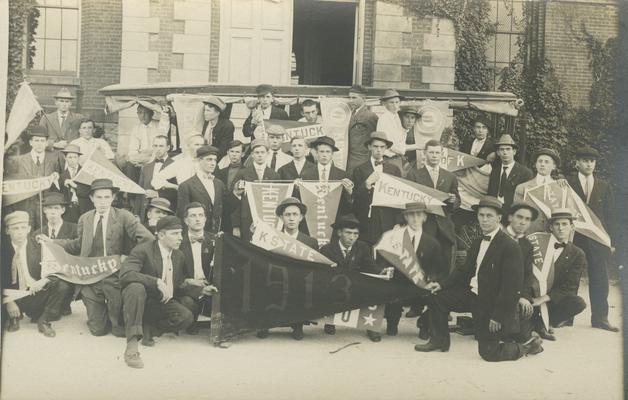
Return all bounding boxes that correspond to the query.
[375,226,428,289]
[41,242,121,285]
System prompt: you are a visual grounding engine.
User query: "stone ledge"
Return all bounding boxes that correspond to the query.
[373,64,402,82]
[372,81,410,89]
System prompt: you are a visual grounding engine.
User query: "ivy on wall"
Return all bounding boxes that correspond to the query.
[7,0,38,114]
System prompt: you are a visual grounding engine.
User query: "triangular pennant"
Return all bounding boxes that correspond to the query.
[251,221,333,265]
[371,173,447,216]
[41,242,122,285]
[245,181,294,230]
[374,226,427,289]
[74,149,146,194]
[1,174,59,206]
[526,232,557,330]
[297,181,343,247]
[440,147,487,172]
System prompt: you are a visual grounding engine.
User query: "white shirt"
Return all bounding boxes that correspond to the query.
[578,172,594,203]
[318,162,332,181]
[158,241,174,300]
[152,155,169,182]
[93,209,110,256]
[66,163,79,178]
[470,227,500,295]
[470,138,487,157]
[407,227,422,252]
[197,172,215,204]
[203,120,217,144]
[128,114,169,157]
[293,158,307,175]
[371,157,384,174]
[535,174,554,186]
[377,110,405,157]
[266,149,293,171]
[11,241,35,290]
[253,162,267,180]
[71,137,115,161]
[426,165,440,188]
[188,231,205,280]
[262,106,272,120]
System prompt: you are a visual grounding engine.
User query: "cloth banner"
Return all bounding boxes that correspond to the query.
[41,242,121,285]
[320,304,386,332]
[455,166,491,211]
[371,173,447,216]
[168,94,206,153]
[2,289,31,304]
[5,82,42,151]
[320,98,352,170]
[440,148,487,172]
[245,181,294,229]
[526,232,557,330]
[525,182,611,248]
[74,149,146,194]
[251,221,334,265]
[263,119,324,143]
[210,234,421,342]
[374,226,428,289]
[2,174,59,206]
[297,181,343,247]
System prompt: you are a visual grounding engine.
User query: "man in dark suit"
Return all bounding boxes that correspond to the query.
[523,209,587,341]
[407,139,460,273]
[177,145,238,234]
[415,196,543,361]
[144,197,174,234]
[278,135,316,196]
[179,202,218,334]
[201,96,234,159]
[2,211,72,337]
[38,87,83,150]
[399,105,420,174]
[320,214,382,341]
[13,127,65,229]
[256,198,319,341]
[460,116,495,160]
[59,144,91,222]
[232,139,281,241]
[301,136,354,217]
[242,84,289,139]
[351,131,401,245]
[487,134,533,213]
[215,140,246,235]
[45,179,154,337]
[346,85,378,175]
[566,146,618,332]
[135,135,177,219]
[120,216,196,368]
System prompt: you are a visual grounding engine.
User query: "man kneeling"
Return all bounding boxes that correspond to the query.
[121,216,195,368]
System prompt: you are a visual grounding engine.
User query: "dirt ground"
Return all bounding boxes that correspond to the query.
[0,281,623,400]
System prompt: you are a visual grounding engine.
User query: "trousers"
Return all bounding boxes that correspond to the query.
[5,278,72,323]
[80,275,124,337]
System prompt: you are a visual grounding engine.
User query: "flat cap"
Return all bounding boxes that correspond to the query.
[29,126,48,138]
[4,211,30,227]
[147,197,174,215]
[575,146,600,160]
[250,138,270,151]
[155,215,183,232]
[196,145,220,159]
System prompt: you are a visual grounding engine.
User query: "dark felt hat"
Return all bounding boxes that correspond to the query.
[29,126,48,138]
[43,192,68,207]
[309,136,339,152]
[331,214,361,230]
[147,197,174,215]
[380,89,404,101]
[493,134,518,149]
[275,197,307,217]
[255,84,274,96]
[155,215,183,232]
[196,145,220,159]
[399,105,421,116]
[402,202,428,214]
[533,148,561,167]
[575,146,600,160]
[364,131,393,148]
[89,178,119,194]
[507,201,539,221]
[471,196,504,214]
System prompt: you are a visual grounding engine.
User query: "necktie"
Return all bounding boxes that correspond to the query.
[498,166,508,197]
[163,252,174,300]
[50,228,56,239]
[430,168,438,188]
[271,151,278,170]
[36,156,41,167]
[11,249,21,288]
[482,235,491,241]
[321,166,327,181]
[411,235,416,248]
[90,215,105,257]
[342,249,349,259]
[60,114,66,126]
[554,242,567,249]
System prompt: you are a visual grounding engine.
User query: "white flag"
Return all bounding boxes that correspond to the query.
[5,82,42,150]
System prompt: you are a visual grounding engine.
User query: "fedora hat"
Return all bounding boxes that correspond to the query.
[275,197,307,217]
[147,197,174,214]
[380,89,404,101]
[548,207,576,223]
[331,214,361,230]
[202,96,226,112]
[89,178,119,194]
[493,134,518,149]
[29,126,49,138]
[575,146,600,160]
[43,192,68,207]
[61,144,83,155]
[364,131,393,148]
[309,136,339,152]
[53,87,75,99]
[533,148,561,167]
[471,195,503,214]
[507,201,539,221]
[402,202,428,214]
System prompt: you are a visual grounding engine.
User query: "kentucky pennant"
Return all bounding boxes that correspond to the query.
[41,242,121,285]
[74,149,146,194]
[374,226,428,289]
[297,180,343,247]
[2,174,60,206]
[371,173,447,216]
[245,181,294,230]
[264,119,324,143]
[526,232,557,330]
[455,166,490,211]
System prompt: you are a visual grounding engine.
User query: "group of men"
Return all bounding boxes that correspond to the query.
[1,83,618,369]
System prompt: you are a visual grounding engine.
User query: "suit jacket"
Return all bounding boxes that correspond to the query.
[138,156,178,210]
[300,163,353,217]
[406,166,460,244]
[56,207,154,257]
[202,118,234,159]
[444,230,523,336]
[383,232,446,284]
[347,106,378,174]
[1,238,42,290]
[320,239,378,273]
[59,165,90,199]
[233,165,281,240]
[460,137,494,160]
[15,151,65,179]
[351,160,401,244]
[517,235,535,302]
[295,232,319,250]
[487,160,533,211]
[278,159,316,181]
[216,164,245,190]
[242,106,289,138]
[119,240,189,298]
[39,110,84,147]
[180,231,215,281]
[177,174,237,233]
[549,242,586,304]
[34,221,78,240]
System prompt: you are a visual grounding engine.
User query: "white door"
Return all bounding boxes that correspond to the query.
[220,0,293,85]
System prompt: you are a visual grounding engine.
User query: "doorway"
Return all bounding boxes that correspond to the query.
[292,0,356,86]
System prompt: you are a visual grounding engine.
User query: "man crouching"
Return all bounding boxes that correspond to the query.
[121,216,195,368]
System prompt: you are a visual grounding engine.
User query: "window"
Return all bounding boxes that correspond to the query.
[486,0,525,90]
[29,0,80,74]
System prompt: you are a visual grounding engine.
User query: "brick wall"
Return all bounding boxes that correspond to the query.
[544,0,618,108]
[361,0,376,85]
[209,0,220,81]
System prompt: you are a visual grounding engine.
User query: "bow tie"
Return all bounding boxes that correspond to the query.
[230,162,242,168]
[554,242,567,249]
[374,160,384,166]
[190,235,204,243]
[482,235,492,241]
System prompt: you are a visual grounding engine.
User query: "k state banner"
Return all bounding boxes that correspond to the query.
[374,226,428,289]
[526,232,557,329]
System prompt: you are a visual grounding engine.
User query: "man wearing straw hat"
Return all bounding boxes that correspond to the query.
[38,87,84,150]
[201,96,234,159]
[487,134,532,212]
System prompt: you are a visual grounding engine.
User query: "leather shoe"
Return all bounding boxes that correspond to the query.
[256,329,269,339]
[37,321,56,337]
[61,305,72,316]
[592,319,619,332]
[141,325,155,347]
[124,351,144,369]
[324,324,336,335]
[405,306,421,318]
[7,318,20,332]
[523,337,544,355]
[537,327,556,341]
[291,326,304,341]
[366,330,381,342]
[414,341,447,352]
[418,327,429,340]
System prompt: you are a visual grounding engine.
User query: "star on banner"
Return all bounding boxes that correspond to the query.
[362,313,376,327]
